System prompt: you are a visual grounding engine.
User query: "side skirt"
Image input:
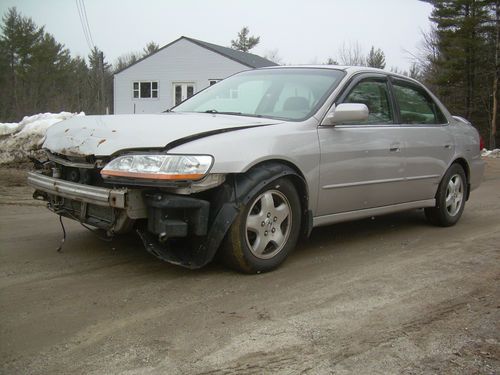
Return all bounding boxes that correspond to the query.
[313,199,436,227]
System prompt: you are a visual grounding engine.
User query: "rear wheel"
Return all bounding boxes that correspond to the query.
[425,164,467,227]
[222,178,301,273]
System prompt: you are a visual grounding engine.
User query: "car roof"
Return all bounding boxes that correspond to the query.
[257,65,415,82]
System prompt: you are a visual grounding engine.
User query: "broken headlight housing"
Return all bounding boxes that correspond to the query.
[100,154,213,181]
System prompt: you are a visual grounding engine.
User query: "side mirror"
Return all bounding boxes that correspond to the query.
[322,103,369,126]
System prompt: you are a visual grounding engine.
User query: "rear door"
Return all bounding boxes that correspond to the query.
[390,78,454,201]
[317,74,407,216]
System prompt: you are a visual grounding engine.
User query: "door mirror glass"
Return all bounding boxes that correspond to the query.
[322,103,369,125]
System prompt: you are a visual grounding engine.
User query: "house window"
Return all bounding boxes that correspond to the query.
[133,81,158,99]
[173,83,195,106]
[209,79,221,86]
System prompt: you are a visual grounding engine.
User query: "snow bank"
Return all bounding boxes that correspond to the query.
[481,148,500,158]
[0,122,21,136]
[0,112,84,165]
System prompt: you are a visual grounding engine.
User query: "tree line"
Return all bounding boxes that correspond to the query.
[0,7,159,122]
[321,0,499,148]
[419,0,499,148]
[0,8,106,121]
[1,4,498,147]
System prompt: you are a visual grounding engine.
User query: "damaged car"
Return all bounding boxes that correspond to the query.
[28,66,485,273]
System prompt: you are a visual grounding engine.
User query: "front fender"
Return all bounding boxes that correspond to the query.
[138,162,309,269]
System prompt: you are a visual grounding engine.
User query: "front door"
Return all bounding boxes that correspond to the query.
[173,82,195,106]
[317,76,406,216]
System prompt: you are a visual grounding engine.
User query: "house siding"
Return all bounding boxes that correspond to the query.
[114,38,250,114]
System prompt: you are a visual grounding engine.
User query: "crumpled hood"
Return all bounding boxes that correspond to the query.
[43,112,282,157]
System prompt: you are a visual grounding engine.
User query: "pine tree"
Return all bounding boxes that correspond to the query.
[0,7,94,120]
[0,7,43,120]
[68,56,91,112]
[231,27,260,52]
[421,0,498,145]
[30,34,74,113]
[88,46,112,114]
[366,46,386,69]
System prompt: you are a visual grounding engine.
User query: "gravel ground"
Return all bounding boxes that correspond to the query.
[0,160,499,374]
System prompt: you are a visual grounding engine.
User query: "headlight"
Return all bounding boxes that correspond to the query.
[100,154,213,181]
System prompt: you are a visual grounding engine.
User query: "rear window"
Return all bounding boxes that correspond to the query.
[392,81,447,124]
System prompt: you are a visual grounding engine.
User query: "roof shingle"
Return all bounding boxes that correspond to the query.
[183,36,277,68]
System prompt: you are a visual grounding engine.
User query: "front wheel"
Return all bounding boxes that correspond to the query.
[425,164,467,227]
[221,178,301,273]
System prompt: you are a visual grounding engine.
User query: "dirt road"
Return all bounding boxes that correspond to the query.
[1,160,499,375]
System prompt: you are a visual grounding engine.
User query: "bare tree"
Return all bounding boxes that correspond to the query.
[143,41,159,57]
[401,27,441,86]
[408,62,422,80]
[324,57,339,65]
[390,66,407,75]
[337,41,365,66]
[263,49,282,64]
[114,52,141,72]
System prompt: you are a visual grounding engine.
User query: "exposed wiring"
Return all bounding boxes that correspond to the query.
[61,209,113,243]
[56,215,66,252]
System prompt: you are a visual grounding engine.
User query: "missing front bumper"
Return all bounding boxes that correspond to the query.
[27,171,126,208]
[27,171,138,234]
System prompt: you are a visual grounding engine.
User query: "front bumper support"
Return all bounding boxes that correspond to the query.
[27,171,126,208]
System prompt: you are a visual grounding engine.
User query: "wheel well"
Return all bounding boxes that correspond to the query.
[244,159,311,237]
[452,158,471,200]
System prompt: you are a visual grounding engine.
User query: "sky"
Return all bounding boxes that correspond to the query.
[0,0,433,70]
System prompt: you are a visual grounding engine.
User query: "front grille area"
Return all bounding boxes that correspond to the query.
[57,164,105,186]
[45,151,108,187]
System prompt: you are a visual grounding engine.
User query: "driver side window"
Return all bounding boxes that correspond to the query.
[342,80,393,125]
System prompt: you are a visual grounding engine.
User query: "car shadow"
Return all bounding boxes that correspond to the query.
[295,208,430,256]
[59,208,431,277]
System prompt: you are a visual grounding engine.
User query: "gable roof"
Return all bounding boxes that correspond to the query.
[183,36,277,69]
[114,36,277,75]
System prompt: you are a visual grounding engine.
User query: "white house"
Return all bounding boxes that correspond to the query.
[113,36,277,114]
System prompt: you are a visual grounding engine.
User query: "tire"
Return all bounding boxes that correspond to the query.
[425,163,467,227]
[221,178,301,273]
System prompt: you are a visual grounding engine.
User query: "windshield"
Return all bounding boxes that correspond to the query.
[173,68,345,121]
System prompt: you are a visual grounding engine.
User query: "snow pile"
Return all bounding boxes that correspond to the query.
[481,148,500,158]
[0,112,85,165]
[0,122,22,136]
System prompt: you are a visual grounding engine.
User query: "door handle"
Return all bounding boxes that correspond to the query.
[389,143,401,152]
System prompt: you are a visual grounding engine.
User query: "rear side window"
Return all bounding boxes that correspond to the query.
[392,81,446,124]
[342,80,393,125]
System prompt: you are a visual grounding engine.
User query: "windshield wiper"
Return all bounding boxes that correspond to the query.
[203,109,243,115]
[194,110,283,120]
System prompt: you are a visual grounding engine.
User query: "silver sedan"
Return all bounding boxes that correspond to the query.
[29,66,485,273]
